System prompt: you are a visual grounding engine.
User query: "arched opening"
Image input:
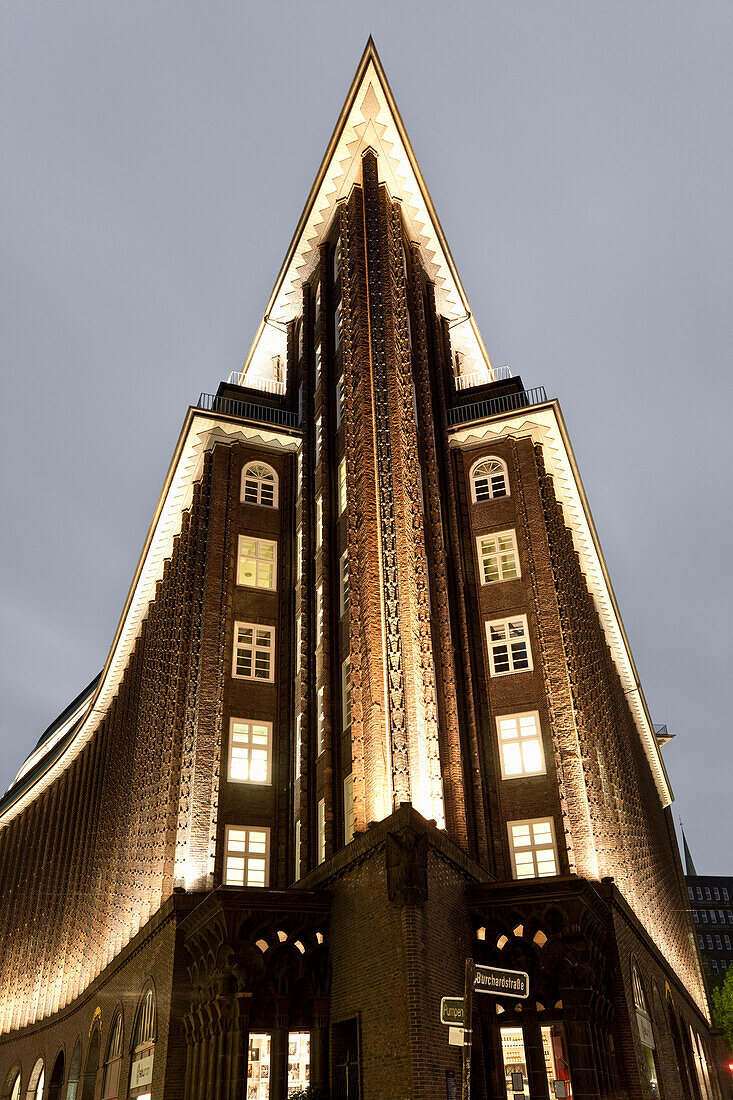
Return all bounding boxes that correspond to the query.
[129,987,156,1098]
[470,455,510,503]
[241,462,279,508]
[101,1012,124,1100]
[48,1052,65,1100]
[25,1060,44,1100]
[2,1066,21,1100]
[65,1041,82,1100]
[80,1022,100,1100]
[631,960,660,1096]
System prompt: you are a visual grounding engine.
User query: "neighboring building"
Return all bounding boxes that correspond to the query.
[0,40,726,1100]
[683,831,733,984]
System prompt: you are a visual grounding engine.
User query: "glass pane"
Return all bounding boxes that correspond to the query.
[288,1032,311,1095]
[500,1027,530,1100]
[248,1033,271,1100]
[541,1025,572,1098]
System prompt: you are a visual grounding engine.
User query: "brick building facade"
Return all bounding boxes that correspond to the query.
[0,41,726,1100]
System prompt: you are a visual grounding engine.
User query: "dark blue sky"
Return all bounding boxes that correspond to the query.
[1,1,731,872]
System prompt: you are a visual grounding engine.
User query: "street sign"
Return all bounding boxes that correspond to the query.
[441,996,465,1026]
[472,964,529,999]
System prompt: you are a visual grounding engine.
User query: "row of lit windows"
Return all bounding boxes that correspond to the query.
[688,884,730,902]
[693,908,733,926]
[698,933,732,953]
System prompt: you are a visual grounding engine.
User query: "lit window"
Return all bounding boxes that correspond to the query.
[486,616,532,675]
[340,551,349,618]
[333,236,341,279]
[336,374,345,427]
[707,935,713,949]
[237,536,277,590]
[102,1012,124,1099]
[295,615,302,674]
[316,494,323,548]
[288,1031,311,1095]
[317,688,325,754]
[297,320,304,360]
[26,1060,44,1100]
[241,462,278,508]
[129,989,155,1100]
[344,773,355,844]
[315,342,322,389]
[508,819,558,880]
[9,1074,20,1100]
[294,714,302,779]
[318,799,326,864]
[338,459,347,514]
[232,623,275,682]
[296,528,302,581]
[342,658,352,728]
[315,414,323,465]
[294,820,301,879]
[314,282,321,321]
[248,1034,272,1099]
[229,719,271,784]
[470,456,509,503]
[496,712,545,778]
[335,302,343,348]
[316,585,324,646]
[477,530,520,584]
[224,825,270,887]
[297,450,303,498]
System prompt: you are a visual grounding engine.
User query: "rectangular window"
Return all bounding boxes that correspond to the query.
[715,888,721,900]
[229,719,271,784]
[706,887,712,900]
[477,530,520,584]
[707,935,714,949]
[316,494,323,548]
[725,936,731,950]
[728,910,733,922]
[699,934,705,949]
[296,528,302,581]
[711,910,717,923]
[315,414,323,465]
[288,1031,311,1096]
[508,818,558,880]
[315,342,322,387]
[712,959,719,972]
[338,459,347,514]
[233,623,275,682]
[496,712,545,778]
[340,551,349,618]
[317,688,325,754]
[335,302,343,348]
[248,1033,271,1099]
[486,616,532,676]
[294,820,301,881]
[720,910,726,924]
[294,713,302,780]
[702,911,708,923]
[716,935,723,950]
[295,615,301,674]
[336,374,345,427]
[318,798,326,864]
[724,889,730,901]
[316,585,324,647]
[297,450,303,497]
[224,825,270,887]
[344,773,355,844]
[237,536,277,590]
[688,887,695,901]
[697,887,703,900]
[693,910,699,924]
[342,658,352,729]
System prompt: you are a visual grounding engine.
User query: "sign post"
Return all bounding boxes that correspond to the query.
[462,957,474,1100]
[459,961,530,1100]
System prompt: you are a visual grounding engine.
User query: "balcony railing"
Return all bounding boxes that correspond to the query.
[197,393,300,429]
[226,371,286,396]
[447,386,548,426]
[454,366,512,390]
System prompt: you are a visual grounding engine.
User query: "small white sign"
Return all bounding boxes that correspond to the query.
[636,1010,655,1050]
[448,1026,464,1047]
[130,1053,154,1088]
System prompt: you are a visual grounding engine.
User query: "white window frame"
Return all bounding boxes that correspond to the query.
[342,657,352,729]
[335,302,343,348]
[470,455,509,503]
[241,461,279,508]
[236,536,277,591]
[223,825,270,887]
[232,622,275,682]
[316,494,323,548]
[336,374,345,428]
[315,414,323,465]
[294,820,301,880]
[476,530,520,584]
[486,615,533,676]
[317,798,326,864]
[228,719,272,785]
[338,459,347,514]
[316,584,324,646]
[339,550,349,618]
[296,528,302,581]
[508,817,559,880]
[294,713,302,780]
[315,341,322,387]
[314,282,321,322]
[296,450,303,498]
[317,687,325,755]
[496,711,546,779]
[295,615,302,674]
[344,773,355,844]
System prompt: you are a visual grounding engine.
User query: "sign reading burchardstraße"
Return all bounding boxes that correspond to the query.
[472,964,529,999]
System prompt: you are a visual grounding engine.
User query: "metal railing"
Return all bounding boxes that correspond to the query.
[197,393,300,429]
[226,371,286,396]
[447,386,548,426]
[454,365,512,390]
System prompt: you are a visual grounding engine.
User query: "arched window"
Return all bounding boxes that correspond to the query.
[65,1041,82,1100]
[25,1061,43,1100]
[241,462,278,508]
[470,456,509,503]
[333,237,341,281]
[102,1012,124,1099]
[129,988,156,1098]
[7,1071,21,1100]
[631,962,659,1096]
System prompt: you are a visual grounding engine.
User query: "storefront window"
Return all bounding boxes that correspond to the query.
[288,1032,310,1095]
[500,1027,530,1100]
[248,1033,271,1100]
[541,1024,572,1097]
